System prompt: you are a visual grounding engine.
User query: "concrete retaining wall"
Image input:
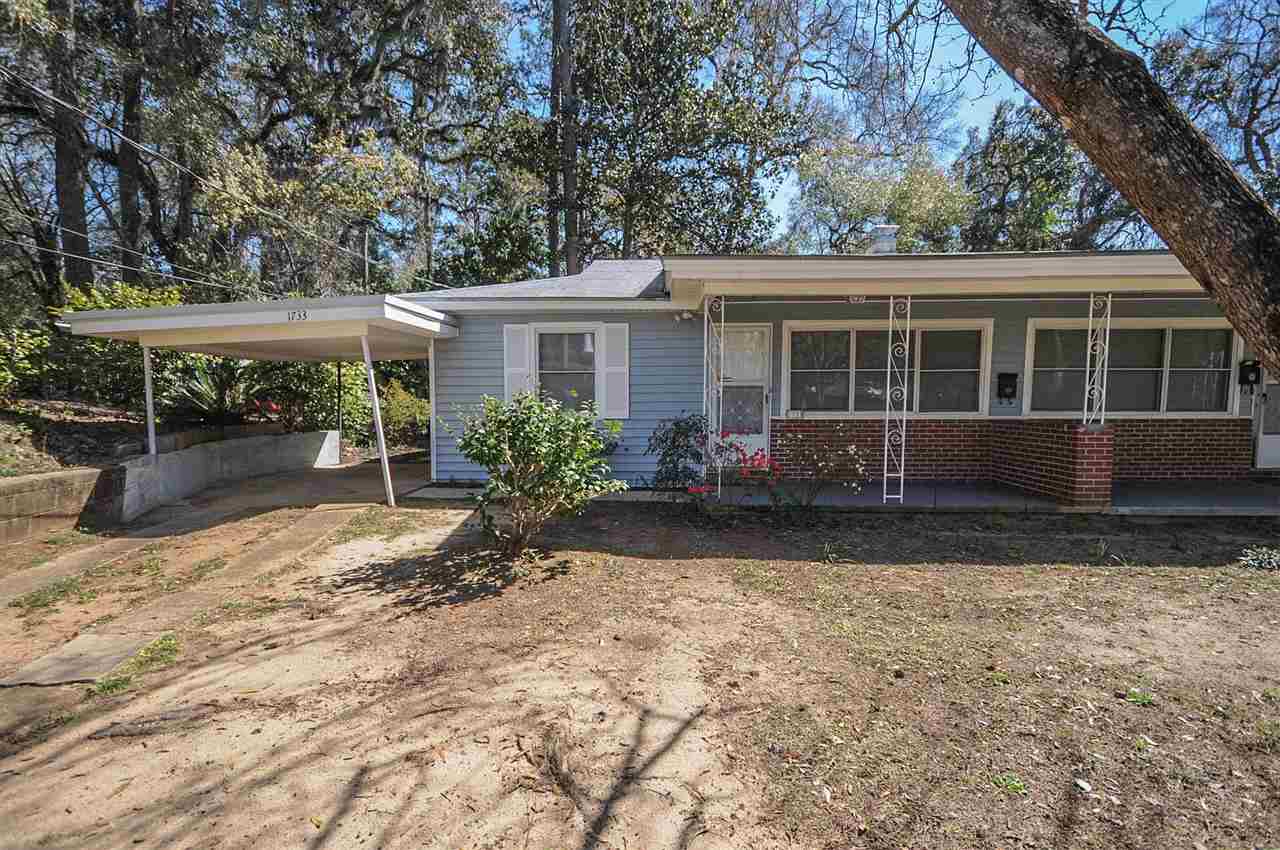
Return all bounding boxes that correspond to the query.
[0,468,119,544]
[115,430,339,522]
[109,422,287,458]
[0,431,339,541]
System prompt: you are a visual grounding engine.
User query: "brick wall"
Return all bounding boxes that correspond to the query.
[989,420,1076,500]
[1110,418,1254,480]
[768,415,1255,507]
[769,418,992,480]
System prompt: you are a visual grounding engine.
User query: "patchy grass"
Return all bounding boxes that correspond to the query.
[330,506,421,545]
[1124,686,1156,706]
[194,596,296,625]
[87,634,180,698]
[8,575,96,611]
[89,674,134,697]
[992,772,1029,795]
[0,527,110,579]
[1257,719,1280,752]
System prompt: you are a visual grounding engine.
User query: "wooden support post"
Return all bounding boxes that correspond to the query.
[361,335,396,507]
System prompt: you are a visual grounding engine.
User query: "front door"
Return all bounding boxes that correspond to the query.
[1257,380,1280,468]
[721,325,771,456]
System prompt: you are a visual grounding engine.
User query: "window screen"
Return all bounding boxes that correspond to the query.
[789,330,851,412]
[1167,329,1232,412]
[538,332,595,408]
[918,330,981,412]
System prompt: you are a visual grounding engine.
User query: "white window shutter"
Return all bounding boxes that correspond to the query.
[503,324,533,400]
[600,323,630,419]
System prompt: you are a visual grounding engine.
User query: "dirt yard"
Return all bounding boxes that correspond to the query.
[1,504,1278,849]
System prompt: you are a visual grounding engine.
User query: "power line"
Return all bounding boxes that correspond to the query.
[0,65,458,292]
[3,208,284,296]
[0,67,395,276]
[0,236,271,296]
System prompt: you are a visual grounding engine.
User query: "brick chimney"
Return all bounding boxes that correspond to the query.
[868,224,900,254]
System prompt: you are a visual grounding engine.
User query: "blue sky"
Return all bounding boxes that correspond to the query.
[767,0,1213,230]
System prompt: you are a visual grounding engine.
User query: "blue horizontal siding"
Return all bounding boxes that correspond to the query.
[433,312,703,485]
[433,297,1239,483]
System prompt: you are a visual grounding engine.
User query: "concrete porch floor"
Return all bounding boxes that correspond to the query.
[1113,478,1280,515]
[405,478,1280,515]
[714,480,1061,511]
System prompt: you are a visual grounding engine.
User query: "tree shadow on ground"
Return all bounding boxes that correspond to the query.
[315,531,571,612]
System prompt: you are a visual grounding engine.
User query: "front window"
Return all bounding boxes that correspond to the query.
[537,331,595,409]
[918,330,981,412]
[786,325,980,414]
[789,330,850,412]
[1030,325,1234,414]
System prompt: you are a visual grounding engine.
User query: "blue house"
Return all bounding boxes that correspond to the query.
[66,241,1278,512]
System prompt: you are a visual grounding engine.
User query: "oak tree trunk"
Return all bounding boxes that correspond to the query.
[546,0,566,277]
[47,0,94,291]
[117,0,145,283]
[558,1,579,277]
[943,0,1280,373]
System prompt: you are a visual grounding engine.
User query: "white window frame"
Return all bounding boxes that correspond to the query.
[530,321,605,411]
[781,319,994,418]
[1022,317,1245,418]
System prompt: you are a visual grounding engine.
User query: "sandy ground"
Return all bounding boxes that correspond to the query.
[0,504,1277,849]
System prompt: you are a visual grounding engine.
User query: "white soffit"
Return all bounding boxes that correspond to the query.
[64,294,457,361]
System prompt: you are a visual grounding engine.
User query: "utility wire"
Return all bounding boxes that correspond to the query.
[0,66,453,289]
[3,209,282,296]
[0,236,273,296]
[0,66,457,292]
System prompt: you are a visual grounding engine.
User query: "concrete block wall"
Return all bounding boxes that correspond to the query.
[0,467,121,544]
[116,430,339,522]
[0,431,339,542]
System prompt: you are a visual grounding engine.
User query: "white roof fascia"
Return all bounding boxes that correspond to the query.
[407,298,680,313]
[65,294,456,342]
[662,253,1202,308]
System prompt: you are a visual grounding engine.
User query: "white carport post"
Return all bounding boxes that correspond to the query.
[361,335,396,507]
[142,345,157,457]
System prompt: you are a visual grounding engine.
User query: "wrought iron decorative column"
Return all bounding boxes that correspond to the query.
[704,296,726,495]
[1083,293,1112,426]
[882,295,911,503]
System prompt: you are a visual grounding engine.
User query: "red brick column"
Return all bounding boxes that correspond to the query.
[1065,425,1114,509]
[990,420,1113,508]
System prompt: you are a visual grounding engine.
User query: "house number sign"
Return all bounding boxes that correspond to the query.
[287,309,309,321]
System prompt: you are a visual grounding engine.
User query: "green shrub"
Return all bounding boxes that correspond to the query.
[645,412,706,493]
[167,358,261,426]
[249,361,372,444]
[47,284,191,406]
[0,325,48,398]
[379,378,430,446]
[454,392,626,555]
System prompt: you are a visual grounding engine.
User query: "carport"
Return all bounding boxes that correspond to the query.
[64,294,458,507]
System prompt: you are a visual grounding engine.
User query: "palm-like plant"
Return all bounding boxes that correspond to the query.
[170,358,260,426]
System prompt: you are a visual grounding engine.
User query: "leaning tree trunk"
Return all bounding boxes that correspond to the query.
[942,0,1280,373]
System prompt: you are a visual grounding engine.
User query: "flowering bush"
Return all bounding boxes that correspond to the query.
[772,429,867,508]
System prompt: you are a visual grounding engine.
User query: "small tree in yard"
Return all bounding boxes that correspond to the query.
[455,392,626,555]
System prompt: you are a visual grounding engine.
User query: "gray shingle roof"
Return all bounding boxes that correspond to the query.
[407,259,665,300]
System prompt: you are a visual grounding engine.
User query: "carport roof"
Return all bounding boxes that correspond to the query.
[64,293,456,361]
